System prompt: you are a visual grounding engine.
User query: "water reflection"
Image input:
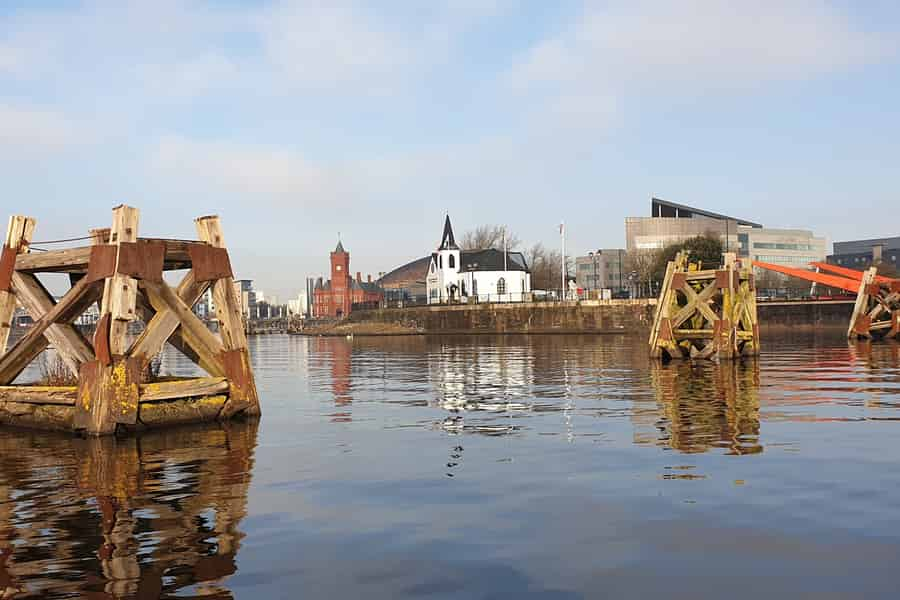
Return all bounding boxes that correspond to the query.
[0,421,258,599]
[642,361,762,455]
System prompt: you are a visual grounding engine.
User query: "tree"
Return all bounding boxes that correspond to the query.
[625,248,656,298]
[524,243,572,291]
[651,235,724,283]
[460,225,521,251]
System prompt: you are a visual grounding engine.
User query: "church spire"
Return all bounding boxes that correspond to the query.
[439,214,459,250]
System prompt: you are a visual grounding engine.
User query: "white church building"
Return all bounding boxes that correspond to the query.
[426,216,531,304]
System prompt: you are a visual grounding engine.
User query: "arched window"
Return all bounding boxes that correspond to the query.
[497,277,506,295]
[449,254,455,269]
[439,255,443,268]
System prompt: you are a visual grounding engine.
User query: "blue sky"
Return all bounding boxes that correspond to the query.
[1,1,898,299]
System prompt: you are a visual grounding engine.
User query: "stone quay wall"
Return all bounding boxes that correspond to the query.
[340,299,857,336]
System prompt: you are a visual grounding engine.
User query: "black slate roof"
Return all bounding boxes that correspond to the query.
[459,249,529,273]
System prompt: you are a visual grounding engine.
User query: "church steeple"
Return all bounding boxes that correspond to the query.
[439,215,459,250]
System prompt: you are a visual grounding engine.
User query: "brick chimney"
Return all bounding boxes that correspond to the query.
[356,271,362,282]
[367,274,372,283]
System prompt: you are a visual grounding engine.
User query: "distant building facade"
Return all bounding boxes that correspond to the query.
[378,256,430,305]
[426,216,531,304]
[313,241,383,318]
[575,249,627,292]
[828,237,900,272]
[626,197,826,269]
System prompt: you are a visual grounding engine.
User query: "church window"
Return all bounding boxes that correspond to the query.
[449,254,455,268]
[439,255,443,268]
[497,277,507,295]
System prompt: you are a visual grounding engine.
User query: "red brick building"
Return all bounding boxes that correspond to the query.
[313,241,383,318]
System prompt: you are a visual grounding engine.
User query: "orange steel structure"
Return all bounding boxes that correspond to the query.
[752,260,900,341]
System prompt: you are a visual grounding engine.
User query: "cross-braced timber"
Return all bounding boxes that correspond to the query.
[650,252,759,361]
[752,260,900,342]
[0,205,260,435]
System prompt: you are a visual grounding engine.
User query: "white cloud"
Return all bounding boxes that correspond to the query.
[509,0,895,124]
[0,105,83,157]
[149,135,360,208]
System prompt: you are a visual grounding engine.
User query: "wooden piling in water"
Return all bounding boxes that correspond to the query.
[649,251,759,361]
[848,266,900,341]
[0,205,260,435]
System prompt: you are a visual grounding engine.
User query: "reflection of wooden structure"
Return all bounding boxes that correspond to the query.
[0,205,259,435]
[0,421,258,598]
[650,252,759,360]
[648,361,762,455]
[754,261,900,341]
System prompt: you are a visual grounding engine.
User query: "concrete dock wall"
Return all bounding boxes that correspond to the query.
[343,299,856,335]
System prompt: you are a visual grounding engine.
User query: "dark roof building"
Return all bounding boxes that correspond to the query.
[650,197,762,228]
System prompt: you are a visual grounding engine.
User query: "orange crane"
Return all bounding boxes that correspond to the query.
[752,260,899,340]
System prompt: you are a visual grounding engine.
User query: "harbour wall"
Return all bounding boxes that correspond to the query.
[339,299,856,335]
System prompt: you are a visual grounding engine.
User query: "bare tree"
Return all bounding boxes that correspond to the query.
[460,225,521,251]
[524,242,572,291]
[625,248,656,298]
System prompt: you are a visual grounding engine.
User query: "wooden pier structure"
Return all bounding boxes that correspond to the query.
[0,205,260,435]
[753,260,900,341]
[650,252,760,361]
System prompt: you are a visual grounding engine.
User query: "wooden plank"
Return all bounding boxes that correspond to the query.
[14,246,92,273]
[0,215,36,353]
[73,357,141,434]
[137,394,226,428]
[140,279,225,376]
[13,238,199,274]
[0,276,102,385]
[102,205,140,355]
[0,385,77,405]
[195,216,247,351]
[10,272,95,374]
[130,270,210,364]
[139,377,228,402]
[848,268,876,340]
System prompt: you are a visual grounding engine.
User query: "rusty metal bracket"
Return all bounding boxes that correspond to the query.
[715,270,730,289]
[93,313,112,366]
[86,245,117,283]
[671,272,686,290]
[0,244,16,292]
[117,241,165,282]
[853,314,872,337]
[189,244,233,282]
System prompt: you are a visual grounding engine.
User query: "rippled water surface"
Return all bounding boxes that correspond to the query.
[2,333,900,599]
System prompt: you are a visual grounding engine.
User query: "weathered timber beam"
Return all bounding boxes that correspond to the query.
[140,279,225,376]
[130,270,209,362]
[0,385,76,405]
[15,239,202,274]
[14,246,92,273]
[1,215,36,353]
[139,377,228,402]
[0,400,74,430]
[0,277,102,385]
[11,272,95,373]
[134,394,227,428]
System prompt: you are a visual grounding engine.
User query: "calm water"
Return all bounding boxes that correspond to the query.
[2,333,900,598]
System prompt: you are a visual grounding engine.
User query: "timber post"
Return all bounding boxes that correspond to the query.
[0,205,261,435]
[649,251,759,361]
[848,266,900,341]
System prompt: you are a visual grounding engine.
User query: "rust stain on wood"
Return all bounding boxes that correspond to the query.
[671,272,686,290]
[219,348,258,417]
[715,270,730,289]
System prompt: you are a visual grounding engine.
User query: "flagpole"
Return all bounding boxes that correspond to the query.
[560,222,566,300]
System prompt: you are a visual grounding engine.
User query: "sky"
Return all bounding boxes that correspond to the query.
[1,1,898,300]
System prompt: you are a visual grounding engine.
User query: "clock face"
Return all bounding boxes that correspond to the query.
[336,265,342,271]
